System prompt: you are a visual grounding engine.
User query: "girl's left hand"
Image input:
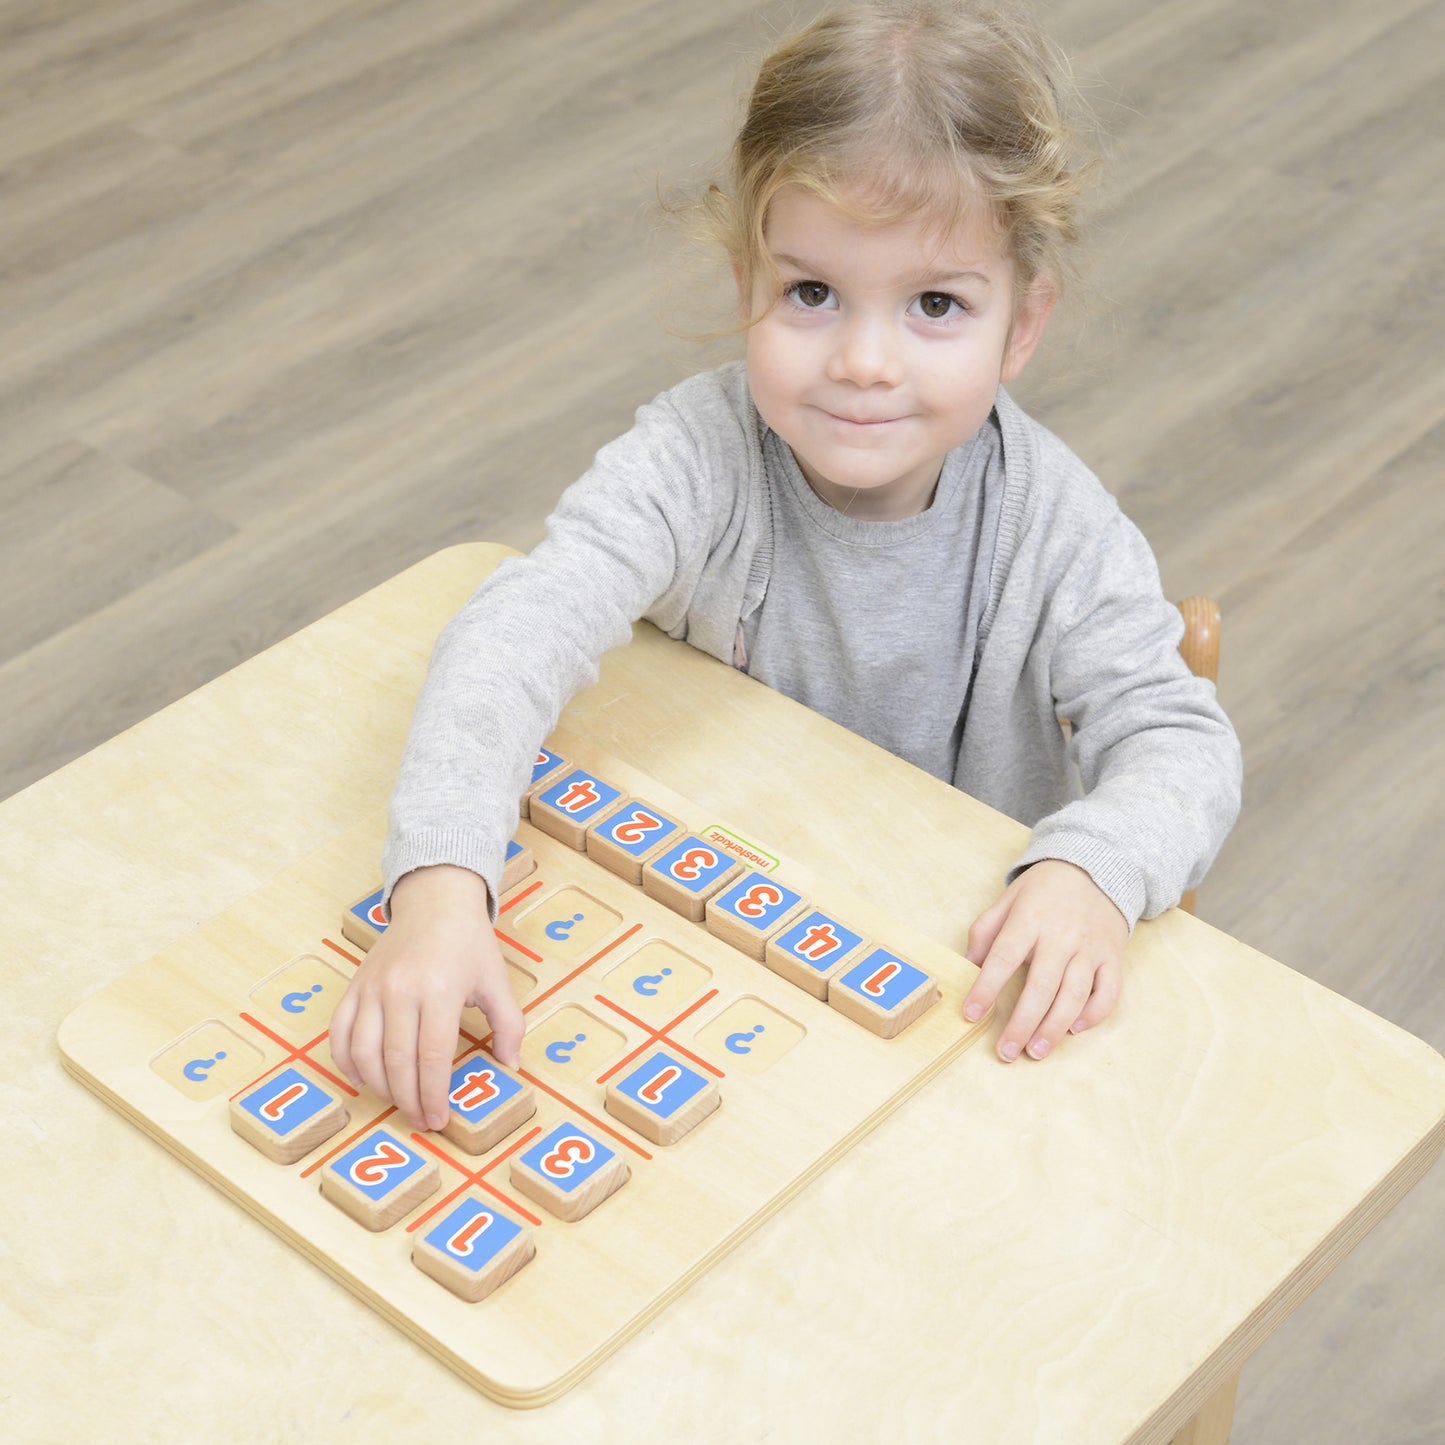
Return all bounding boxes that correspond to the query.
[962,859,1128,1062]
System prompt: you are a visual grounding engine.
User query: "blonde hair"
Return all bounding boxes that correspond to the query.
[706,1,1094,318]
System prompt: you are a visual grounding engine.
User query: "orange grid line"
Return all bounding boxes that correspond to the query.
[520,923,644,1018]
[233,1013,358,1100]
[407,1127,545,1230]
[593,989,725,1084]
[499,879,545,915]
[517,1067,653,1161]
[322,938,363,967]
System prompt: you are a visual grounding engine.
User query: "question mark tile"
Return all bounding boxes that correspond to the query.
[692,997,807,1076]
[248,954,352,1035]
[149,1020,264,1102]
[599,940,712,1025]
[507,886,622,963]
[520,1004,626,1081]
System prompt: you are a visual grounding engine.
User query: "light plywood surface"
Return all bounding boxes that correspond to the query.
[58,723,990,1406]
[4,1,1443,1439]
[9,544,1444,1444]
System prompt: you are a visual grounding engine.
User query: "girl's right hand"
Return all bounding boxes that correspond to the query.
[328,864,526,1133]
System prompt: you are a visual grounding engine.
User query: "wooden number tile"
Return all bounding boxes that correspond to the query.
[230,1067,348,1164]
[412,1195,536,1303]
[441,1053,537,1155]
[520,747,569,819]
[509,1120,630,1222]
[530,768,624,849]
[319,1128,440,1231]
[342,887,388,952]
[500,838,536,895]
[828,948,939,1039]
[585,798,685,884]
[765,910,869,999]
[641,836,743,923]
[605,1048,721,1145]
[705,870,806,961]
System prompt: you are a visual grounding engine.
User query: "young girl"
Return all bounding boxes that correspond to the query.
[330,0,1241,1132]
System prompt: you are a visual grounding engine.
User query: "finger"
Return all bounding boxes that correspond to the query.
[328,986,361,1086]
[1071,956,1123,1033]
[997,943,1070,1062]
[965,892,1011,968]
[1026,955,1098,1058]
[346,994,389,1103]
[381,997,425,1128]
[964,914,1034,1023]
[417,998,462,1133]
[479,983,526,1071]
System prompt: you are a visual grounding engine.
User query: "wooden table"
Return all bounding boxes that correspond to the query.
[8,545,1443,1443]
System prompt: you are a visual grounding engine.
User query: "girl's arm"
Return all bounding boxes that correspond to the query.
[333,386,734,1127]
[963,507,1241,1062]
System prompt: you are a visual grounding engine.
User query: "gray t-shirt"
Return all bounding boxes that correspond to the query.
[745,422,1004,784]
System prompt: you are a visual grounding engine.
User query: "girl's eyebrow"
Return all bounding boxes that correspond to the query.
[772,251,993,289]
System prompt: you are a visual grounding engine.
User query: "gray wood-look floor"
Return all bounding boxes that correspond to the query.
[4,2,1441,1439]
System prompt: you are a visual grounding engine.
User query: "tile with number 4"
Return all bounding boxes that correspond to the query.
[441,1053,537,1155]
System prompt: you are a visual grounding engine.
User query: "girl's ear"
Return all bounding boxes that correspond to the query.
[1000,283,1057,383]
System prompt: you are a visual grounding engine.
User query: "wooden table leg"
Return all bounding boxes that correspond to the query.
[1169,1371,1238,1445]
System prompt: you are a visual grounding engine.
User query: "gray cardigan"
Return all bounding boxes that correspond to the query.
[385,362,1241,928]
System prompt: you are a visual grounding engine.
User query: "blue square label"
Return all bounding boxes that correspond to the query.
[648,837,735,895]
[531,748,565,784]
[518,1122,616,1195]
[349,888,387,936]
[447,1058,522,1122]
[329,1130,429,1200]
[591,801,679,857]
[423,1197,523,1271]
[615,1050,709,1120]
[712,871,802,933]
[836,949,930,1011]
[537,769,621,825]
[772,911,864,973]
[239,1068,335,1137]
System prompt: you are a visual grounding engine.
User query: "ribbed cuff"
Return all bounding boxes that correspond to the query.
[1007,829,1147,932]
[381,827,507,923]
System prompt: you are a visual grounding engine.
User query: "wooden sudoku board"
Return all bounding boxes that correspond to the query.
[58,727,991,1407]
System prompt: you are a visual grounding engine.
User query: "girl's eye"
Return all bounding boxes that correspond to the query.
[915,291,964,320]
[787,281,834,309]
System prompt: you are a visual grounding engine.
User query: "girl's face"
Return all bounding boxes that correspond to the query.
[742,186,1053,520]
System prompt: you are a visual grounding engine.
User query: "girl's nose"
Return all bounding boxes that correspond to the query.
[826,313,903,388]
